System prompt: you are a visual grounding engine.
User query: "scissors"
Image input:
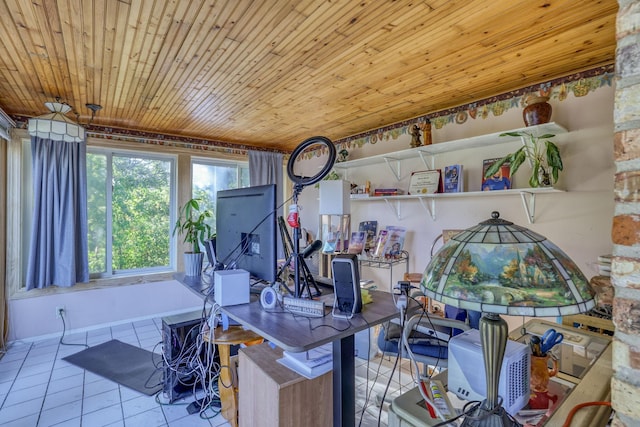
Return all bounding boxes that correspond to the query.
[540,328,564,354]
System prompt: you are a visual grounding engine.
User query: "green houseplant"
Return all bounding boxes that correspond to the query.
[173,198,213,276]
[484,131,563,188]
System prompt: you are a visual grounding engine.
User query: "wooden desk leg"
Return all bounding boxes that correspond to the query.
[218,344,238,427]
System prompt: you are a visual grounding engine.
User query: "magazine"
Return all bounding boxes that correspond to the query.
[443,164,463,193]
[372,230,389,258]
[382,226,407,259]
[347,231,366,254]
[358,221,378,253]
[482,158,512,191]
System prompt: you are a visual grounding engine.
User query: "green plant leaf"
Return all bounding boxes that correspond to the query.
[538,134,556,139]
[500,132,525,138]
[173,198,213,253]
[545,141,563,170]
[510,148,527,175]
[484,156,509,178]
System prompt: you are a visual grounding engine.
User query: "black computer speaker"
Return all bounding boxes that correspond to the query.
[331,253,362,318]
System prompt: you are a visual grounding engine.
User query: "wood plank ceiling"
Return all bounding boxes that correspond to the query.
[0,0,617,151]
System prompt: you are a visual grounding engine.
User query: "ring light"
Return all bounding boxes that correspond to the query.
[287,136,336,187]
[286,136,337,298]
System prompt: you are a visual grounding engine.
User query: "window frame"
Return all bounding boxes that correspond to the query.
[87,147,178,279]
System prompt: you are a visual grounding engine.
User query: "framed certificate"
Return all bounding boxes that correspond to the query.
[408,170,441,194]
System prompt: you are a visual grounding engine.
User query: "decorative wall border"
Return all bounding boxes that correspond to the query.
[319,64,615,161]
[10,118,287,156]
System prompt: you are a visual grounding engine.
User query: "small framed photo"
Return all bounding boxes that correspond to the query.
[408,170,442,194]
[482,158,512,191]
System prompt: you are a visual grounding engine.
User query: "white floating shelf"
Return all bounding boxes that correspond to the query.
[350,187,564,223]
[334,122,567,170]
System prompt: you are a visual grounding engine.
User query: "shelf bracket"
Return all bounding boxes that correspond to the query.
[383,157,402,181]
[417,151,435,170]
[520,191,536,224]
[382,197,402,219]
[417,197,436,220]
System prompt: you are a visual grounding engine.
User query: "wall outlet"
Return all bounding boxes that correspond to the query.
[55,306,65,319]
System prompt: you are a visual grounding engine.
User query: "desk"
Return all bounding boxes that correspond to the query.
[389,319,613,426]
[220,289,399,427]
[174,272,214,301]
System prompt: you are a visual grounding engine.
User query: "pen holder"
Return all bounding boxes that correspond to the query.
[530,354,558,393]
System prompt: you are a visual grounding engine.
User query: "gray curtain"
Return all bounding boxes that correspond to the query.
[26,136,89,289]
[248,150,284,258]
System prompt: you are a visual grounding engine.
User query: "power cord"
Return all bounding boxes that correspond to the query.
[58,309,88,348]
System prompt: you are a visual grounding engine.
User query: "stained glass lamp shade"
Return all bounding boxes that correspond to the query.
[28,101,85,143]
[421,212,594,426]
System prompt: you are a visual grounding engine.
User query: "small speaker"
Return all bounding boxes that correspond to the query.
[331,253,362,318]
[260,286,277,310]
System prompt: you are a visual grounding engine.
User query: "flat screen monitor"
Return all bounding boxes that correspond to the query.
[215,184,277,283]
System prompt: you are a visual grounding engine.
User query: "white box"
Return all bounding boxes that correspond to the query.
[214,269,250,306]
[447,329,530,416]
[319,180,351,215]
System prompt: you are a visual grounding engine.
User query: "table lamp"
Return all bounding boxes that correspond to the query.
[421,212,595,426]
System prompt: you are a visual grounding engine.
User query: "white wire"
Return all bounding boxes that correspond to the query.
[402,318,447,422]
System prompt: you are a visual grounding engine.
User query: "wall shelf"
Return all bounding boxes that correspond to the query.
[350,187,564,223]
[335,122,568,223]
[334,122,567,174]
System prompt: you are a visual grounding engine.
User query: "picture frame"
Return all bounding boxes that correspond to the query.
[482,158,512,191]
[408,170,441,195]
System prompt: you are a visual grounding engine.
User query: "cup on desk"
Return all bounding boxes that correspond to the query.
[530,354,558,394]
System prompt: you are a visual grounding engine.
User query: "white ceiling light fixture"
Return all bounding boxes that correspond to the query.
[28,100,101,143]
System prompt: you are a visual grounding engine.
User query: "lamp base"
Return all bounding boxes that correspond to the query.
[460,400,520,427]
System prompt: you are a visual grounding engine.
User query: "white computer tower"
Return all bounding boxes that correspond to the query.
[447,329,530,416]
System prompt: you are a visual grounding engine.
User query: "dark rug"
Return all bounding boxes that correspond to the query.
[63,339,163,396]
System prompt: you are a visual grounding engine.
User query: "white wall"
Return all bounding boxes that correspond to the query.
[298,86,615,330]
[8,280,203,341]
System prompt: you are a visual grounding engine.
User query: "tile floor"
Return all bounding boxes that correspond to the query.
[0,316,417,427]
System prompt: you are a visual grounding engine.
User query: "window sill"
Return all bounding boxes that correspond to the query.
[9,271,176,300]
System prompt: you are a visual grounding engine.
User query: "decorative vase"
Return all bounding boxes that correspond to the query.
[530,354,558,393]
[184,252,204,277]
[523,95,552,126]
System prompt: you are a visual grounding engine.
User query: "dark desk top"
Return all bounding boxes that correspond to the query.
[174,272,214,301]
[220,290,399,352]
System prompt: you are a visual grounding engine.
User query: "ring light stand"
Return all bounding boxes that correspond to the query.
[286,136,336,298]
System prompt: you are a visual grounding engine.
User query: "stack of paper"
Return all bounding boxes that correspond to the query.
[278,343,333,379]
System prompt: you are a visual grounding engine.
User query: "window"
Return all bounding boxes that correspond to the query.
[87,150,175,277]
[16,139,250,287]
[191,159,249,234]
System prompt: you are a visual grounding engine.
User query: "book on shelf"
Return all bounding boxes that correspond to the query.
[373,188,404,196]
[372,229,389,258]
[443,164,463,193]
[358,221,378,253]
[347,231,366,254]
[278,343,333,379]
[482,158,512,191]
[382,226,407,260]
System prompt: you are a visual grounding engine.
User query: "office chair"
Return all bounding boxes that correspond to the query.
[377,311,471,372]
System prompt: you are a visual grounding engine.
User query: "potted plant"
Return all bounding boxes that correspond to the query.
[173,198,213,277]
[484,131,563,188]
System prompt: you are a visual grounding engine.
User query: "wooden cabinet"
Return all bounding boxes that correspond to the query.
[238,343,333,427]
